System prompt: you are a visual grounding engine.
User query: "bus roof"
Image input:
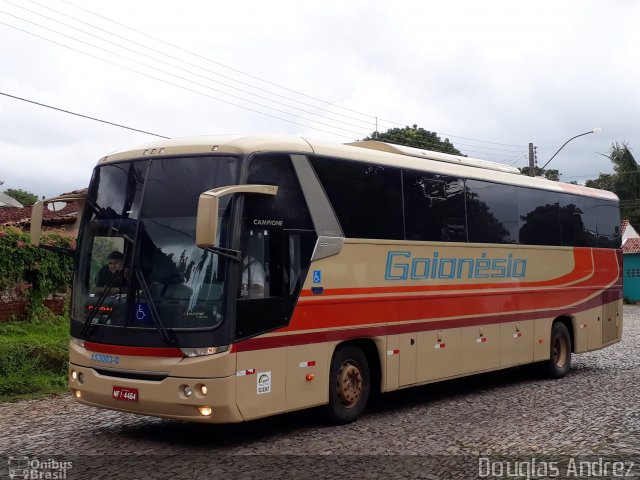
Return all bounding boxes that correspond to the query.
[98,134,618,201]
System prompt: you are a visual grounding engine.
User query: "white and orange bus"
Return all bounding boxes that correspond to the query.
[31,135,623,424]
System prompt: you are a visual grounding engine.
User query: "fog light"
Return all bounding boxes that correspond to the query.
[200,385,208,396]
[198,406,212,416]
[74,390,82,398]
[71,370,77,380]
[183,386,193,398]
[78,372,85,384]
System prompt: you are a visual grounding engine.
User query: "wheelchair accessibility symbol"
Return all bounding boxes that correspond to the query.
[134,303,151,324]
[313,270,321,284]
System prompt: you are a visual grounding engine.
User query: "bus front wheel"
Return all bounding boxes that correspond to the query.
[546,322,572,379]
[326,345,370,424]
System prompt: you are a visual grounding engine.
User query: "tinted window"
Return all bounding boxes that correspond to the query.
[310,157,403,239]
[235,155,317,340]
[403,170,466,242]
[517,188,561,245]
[466,180,518,243]
[244,154,313,230]
[592,199,621,248]
[559,194,620,248]
[560,194,593,247]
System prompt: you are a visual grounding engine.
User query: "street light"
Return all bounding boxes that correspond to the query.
[539,127,602,171]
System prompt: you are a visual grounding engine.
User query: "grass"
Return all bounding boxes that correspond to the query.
[0,314,69,402]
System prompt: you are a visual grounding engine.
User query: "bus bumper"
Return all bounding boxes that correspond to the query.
[68,362,243,423]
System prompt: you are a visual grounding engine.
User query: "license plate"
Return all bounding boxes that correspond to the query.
[112,386,139,402]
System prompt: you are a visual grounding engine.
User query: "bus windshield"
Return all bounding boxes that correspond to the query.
[73,156,238,332]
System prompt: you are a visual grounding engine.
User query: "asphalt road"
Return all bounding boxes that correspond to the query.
[1,306,639,479]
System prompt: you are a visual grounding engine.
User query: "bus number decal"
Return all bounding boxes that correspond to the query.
[257,372,271,394]
[90,353,120,365]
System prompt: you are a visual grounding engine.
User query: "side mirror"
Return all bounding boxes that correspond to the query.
[196,184,278,249]
[30,192,87,247]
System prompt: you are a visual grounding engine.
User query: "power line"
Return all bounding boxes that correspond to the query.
[25,0,382,131]
[0,91,169,138]
[2,11,500,154]
[10,0,381,134]
[2,88,527,165]
[0,18,358,140]
[0,8,373,138]
[53,0,527,151]
[15,1,529,156]
[0,1,528,158]
[564,170,640,180]
[437,132,524,149]
[58,0,384,123]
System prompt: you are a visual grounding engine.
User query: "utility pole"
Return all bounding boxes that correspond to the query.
[528,143,536,176]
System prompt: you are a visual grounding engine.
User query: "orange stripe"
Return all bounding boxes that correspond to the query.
[286,249,620,332]
[238,289,622,352]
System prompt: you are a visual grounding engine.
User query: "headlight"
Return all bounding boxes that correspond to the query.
[180,345,229,358]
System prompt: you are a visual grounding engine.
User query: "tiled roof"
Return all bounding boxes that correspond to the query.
[621,220,630,236]
[624,238,640,254]
[0,189,85,227]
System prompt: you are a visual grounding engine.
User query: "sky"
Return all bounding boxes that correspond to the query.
[0,0,639,198]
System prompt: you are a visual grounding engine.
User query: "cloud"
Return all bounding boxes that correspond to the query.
[0,0,638,194]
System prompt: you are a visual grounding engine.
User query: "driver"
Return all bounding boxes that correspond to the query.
[93,251,126,294]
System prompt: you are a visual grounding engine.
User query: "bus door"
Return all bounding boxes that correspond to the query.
[234,153,317,419]
[234,225,317,418]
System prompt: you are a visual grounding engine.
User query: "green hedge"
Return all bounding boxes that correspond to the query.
[0,226,74,320]
[0,316,69,401]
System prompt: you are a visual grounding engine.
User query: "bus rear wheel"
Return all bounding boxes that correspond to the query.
[546,322,572,379]
[326,345,370,424]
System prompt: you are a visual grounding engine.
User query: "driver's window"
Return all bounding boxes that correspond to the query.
[89,236,125,295]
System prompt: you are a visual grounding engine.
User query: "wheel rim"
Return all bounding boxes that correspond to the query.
[336,361,363,408]
[552,335,568,368]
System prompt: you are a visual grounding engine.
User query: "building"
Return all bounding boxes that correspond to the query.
[0,190,84,230]
[622,220,640,302]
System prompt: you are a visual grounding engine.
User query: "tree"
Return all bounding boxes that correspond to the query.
[586,142,640,226]
[362,125,463,155]
[518,167,562,181]
[585,173,616,192]
[3,188,38,207]
[609,142,640,200]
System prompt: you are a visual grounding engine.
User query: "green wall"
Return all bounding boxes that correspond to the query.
[624,254,640,302]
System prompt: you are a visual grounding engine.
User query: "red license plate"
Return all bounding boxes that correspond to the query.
[112,386,139,402]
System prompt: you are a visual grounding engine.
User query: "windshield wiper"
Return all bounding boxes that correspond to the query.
[80,270,123,337]
[204,246,241,262]
[134,269,175,345]
[84,197,108,219]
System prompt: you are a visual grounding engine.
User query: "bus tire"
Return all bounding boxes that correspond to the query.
[546,322,572,379]
[326,345,370,424]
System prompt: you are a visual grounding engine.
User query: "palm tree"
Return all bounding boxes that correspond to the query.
[609,142,640,226]
[610,142,640,199]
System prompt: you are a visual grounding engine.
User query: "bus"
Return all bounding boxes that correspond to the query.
[31,135,623,424]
